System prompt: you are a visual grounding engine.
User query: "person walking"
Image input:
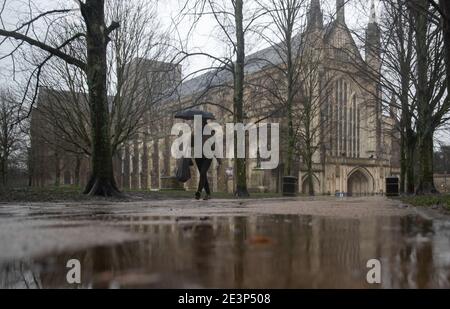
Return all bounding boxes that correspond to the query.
[192,118,219,200]
[174,109,218,201]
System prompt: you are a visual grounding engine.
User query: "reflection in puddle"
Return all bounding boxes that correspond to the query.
[1,214,450,288]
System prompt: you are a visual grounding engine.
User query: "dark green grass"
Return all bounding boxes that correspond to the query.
[401,195,450,211]
[0,186,282,203]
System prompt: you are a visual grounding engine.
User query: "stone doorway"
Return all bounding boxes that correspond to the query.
[347,169,372,196]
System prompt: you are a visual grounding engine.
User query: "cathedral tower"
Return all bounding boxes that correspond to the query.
[336,0,345,24]
[308,0,323,30]
[365,0,381,73]
[365,0,382,157]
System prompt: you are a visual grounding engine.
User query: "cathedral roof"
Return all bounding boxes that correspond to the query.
[169,21,363,104]
[169,36,300,102]
[323,19,363,61]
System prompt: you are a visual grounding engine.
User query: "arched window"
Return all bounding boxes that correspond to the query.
[327,78,361,158]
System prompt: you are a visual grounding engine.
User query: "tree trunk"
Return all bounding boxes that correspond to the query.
[398,4,414,195]
[81,0,121,197]
[151,139,160,189]
[399,132,406,194]
[0,157,6,187]
[286,112,295,176]
[441,1,450,96]
[285,31,295,177]
[416,129,437,194]
[306,157,315,196]
[141,140,149,190]
[405,129,416,194]
[132,138,140,189]
[233,0,249,197]
[413,0,436,194]
[123,144,131,189]
[54,151,60,187]
[74,156,81,186]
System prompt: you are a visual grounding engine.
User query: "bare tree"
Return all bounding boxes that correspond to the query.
[233,0,249,197]
[379,0,417,194]
[0,0,122,196]
[34,0,173,161]
[424,0,450,100]
[408,0,447,194]
[253,0,338,195]
[294,56,334,196]
[339,0,447,195]
[439,1,450,96]
[176,0,266,197]
[250,0,335,195]
[0,89,24,186]
[253,0,308,178]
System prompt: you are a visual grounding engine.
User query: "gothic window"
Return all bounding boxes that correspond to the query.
[343,81,348,157]
[334,85,339,156]
[352,95,357,158]
[329,78,360,158]
[329,104,334,156]
[357,106,361,158]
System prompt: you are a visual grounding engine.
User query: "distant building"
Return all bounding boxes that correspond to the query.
[29,88,91,187]
[433,146,450,193]
[30,0,400,195]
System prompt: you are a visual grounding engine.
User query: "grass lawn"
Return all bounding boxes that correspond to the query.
[128,189,282,200]
[401,195,450,211]
[0,186,282,203]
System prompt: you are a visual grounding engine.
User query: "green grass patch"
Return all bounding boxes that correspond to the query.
[0,186,97,203]
[124,189,282,200]
[0,186,283,203]
[401,195,450,211]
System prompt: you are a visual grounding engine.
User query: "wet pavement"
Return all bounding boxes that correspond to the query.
[0,196,450,288]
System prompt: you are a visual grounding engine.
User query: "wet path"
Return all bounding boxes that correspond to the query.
[0,197,450,288]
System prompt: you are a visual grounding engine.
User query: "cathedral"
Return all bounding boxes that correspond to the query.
[30,0,400,196]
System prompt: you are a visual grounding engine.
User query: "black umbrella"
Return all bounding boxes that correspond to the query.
[174,109,216,120]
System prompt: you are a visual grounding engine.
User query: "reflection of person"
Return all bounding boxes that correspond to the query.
[192,118,219,200]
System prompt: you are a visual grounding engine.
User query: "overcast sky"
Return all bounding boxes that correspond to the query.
[0,0,378,83]
[1,0,447,142]
[157,0,377,78]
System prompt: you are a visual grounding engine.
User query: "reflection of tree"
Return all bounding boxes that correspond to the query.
[415,242,433,288]
[0,261,41,289]
[232,217,246,288]
[192,223,215,284]
[394,215,435,288]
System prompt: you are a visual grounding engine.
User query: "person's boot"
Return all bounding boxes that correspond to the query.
[195,192,201,200]
[203,194,211,201]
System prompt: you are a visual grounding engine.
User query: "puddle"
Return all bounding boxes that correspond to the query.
[1,214,450,288]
